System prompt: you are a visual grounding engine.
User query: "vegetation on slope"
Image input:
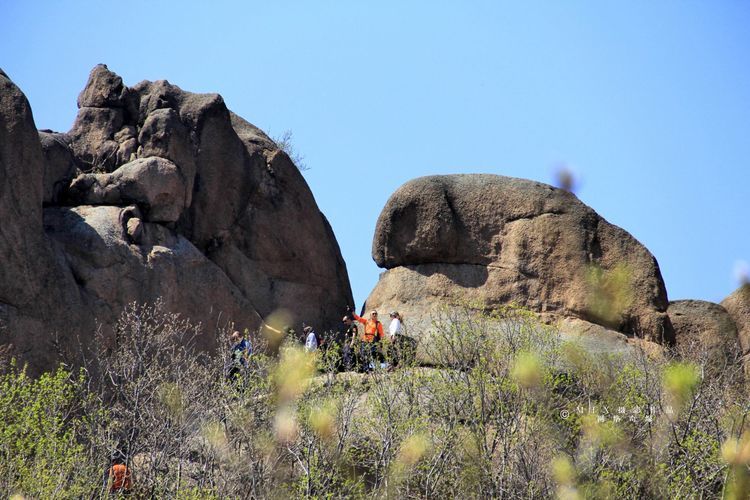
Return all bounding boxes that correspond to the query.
[1,302,748,498]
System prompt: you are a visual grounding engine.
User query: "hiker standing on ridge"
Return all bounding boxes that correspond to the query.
[348,306,384,371]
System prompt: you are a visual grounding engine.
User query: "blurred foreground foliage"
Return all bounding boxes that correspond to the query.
[0,301,748,498]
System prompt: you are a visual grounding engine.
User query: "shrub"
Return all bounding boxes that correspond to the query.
[4,300,749,498]
[0,362,100,498]
[274,130,309,171]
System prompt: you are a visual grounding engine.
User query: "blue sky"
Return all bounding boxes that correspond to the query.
[2,1,748,308]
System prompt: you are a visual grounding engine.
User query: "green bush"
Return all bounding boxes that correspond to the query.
[0,362,100,498]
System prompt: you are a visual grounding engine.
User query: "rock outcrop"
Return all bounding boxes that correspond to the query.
[366,174,674,346]
[0,65,352,373]
[68,157,188,222]
[721,284,750,374]
[668,300,743,375]
[1,70,79,363]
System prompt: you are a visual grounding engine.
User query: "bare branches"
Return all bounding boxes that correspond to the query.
[3,301,748,497]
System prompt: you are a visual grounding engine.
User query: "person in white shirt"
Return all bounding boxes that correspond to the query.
[388,311,403,339]
[304,325,318,352]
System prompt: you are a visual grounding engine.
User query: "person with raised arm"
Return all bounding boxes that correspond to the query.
[348,306,384,371]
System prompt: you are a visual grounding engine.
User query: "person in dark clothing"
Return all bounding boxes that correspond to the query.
[341,315,358,371]
[227,330,251,380]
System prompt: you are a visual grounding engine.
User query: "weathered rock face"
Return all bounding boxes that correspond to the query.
[43,205,254,353]
[68,157,188,222]
[366,174,674,345]
[40,131,77,204]
[668,300,743,375]
[721,284,750,373]
[0,69,47,306]
[0,70,89,366]
[0,65,352,373]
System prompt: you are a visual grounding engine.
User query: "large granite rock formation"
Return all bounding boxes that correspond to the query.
[365,174,674,348]
[0,65,352,373]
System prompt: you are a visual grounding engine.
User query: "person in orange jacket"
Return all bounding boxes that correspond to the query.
[349,307,385,371]
[352,309,384,342]
[107,455,133,494]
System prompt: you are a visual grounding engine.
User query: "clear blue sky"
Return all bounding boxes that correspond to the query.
[3,1,748,308]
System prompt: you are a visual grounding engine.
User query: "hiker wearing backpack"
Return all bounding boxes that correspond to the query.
[227,330,251,380]
[349,307,384,372]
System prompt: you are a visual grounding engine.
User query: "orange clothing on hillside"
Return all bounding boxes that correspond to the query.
[352,313,384,342]
[109,463,132,492]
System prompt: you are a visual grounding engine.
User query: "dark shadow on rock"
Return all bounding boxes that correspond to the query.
[410,262,490,289]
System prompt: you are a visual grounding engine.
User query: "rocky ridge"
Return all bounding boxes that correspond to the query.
[0,65,352,373]
[2,65,746,376]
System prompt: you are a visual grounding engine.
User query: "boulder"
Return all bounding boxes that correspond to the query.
[366,174,673,346]
[137,108,196,203]
[556,317,665,360]
[114,125,138,165]
[721,284,750,363]
[77,64,130,109]
[0,66,353,373]
[668,300,743,375]
[126,217,143,243]
[68,157,188,222]
[69,107,124,172]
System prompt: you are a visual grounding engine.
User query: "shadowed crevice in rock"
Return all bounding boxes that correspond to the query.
[412,263,490,289]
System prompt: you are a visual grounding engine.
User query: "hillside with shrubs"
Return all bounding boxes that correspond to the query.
[2,301,748,499]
